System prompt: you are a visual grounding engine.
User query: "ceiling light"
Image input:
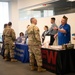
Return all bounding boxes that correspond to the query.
[68,0,75,2]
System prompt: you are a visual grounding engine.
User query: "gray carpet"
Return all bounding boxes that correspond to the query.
[0,55,75,75]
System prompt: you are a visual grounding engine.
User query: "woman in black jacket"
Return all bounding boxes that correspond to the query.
[42,26,48,43]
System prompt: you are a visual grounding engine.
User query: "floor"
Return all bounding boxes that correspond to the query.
[0,55,75,75]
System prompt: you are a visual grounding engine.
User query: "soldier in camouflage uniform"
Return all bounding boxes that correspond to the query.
[3,22,17,62]
[1,24,8,59]
[27,18,46,72]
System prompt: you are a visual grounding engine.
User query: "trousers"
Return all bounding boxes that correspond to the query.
[29,46,42,67]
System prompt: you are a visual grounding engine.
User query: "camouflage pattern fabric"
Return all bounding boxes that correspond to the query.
[3,27,16,58]
[27,24,42,66]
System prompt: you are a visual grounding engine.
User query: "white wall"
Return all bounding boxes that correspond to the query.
[9,0,75,44]
[9,0,19,37]
[9,0,53,37]
[18,0,53,9]
[18,13,75,35]
[18,13,75,44]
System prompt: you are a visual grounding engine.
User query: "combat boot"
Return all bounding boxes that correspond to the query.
[11,59,17,62]
[31,66,37,71]
[4,57,8,61]
[37,66,46,72]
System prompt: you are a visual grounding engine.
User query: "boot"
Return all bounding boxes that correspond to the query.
[37,66,46,72]
[31,66,37,71]
[4,57,8,61]
[11,59,17,62]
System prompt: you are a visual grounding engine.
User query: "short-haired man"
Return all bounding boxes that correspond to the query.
[3,22,17,62]
[45,17,58,45]
[24,25,30,44]
[1,24,8,58]
[27,18,46,72]
[54,16,71,45]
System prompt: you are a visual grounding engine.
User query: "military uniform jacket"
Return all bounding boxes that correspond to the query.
[3,27,16,45]
[27,24,41,46]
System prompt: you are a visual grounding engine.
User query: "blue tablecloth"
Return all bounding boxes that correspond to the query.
[14,44,29,63]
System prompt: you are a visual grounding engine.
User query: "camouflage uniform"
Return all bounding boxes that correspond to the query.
[27,24,42,67]
[3,27,16,59]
